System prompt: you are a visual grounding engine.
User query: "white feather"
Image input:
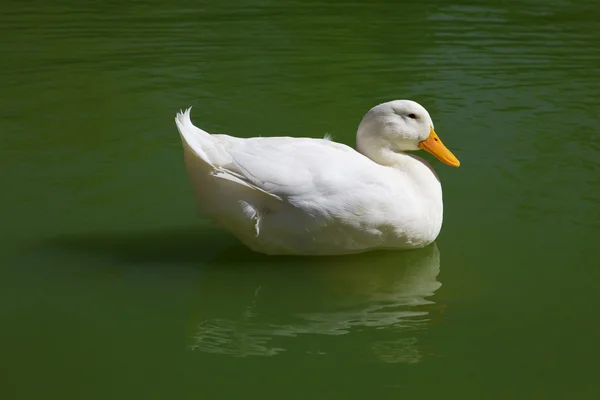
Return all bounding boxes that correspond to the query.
[174,100,459,255]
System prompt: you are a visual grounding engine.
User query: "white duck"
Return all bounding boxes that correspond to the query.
[175,100,459,255]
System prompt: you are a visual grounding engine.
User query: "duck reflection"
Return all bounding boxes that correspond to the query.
[191,243,443,363]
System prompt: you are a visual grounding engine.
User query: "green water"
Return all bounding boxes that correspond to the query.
[2,0,599,398]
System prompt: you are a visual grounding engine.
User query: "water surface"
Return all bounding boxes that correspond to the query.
[2,0,600,398]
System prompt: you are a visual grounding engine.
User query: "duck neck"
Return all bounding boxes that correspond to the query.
[357,143,416,170]
[358,143,442,197]
[365,147,397,166]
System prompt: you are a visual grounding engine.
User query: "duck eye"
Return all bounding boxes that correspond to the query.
[408,113,417,119]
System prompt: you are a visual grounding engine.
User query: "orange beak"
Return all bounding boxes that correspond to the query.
[418,126,460,167]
